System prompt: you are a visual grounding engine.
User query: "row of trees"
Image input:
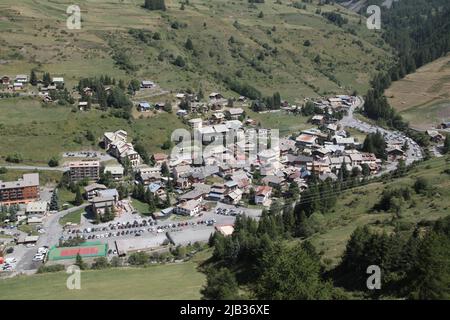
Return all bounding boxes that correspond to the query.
[334,215,450,299]
[203,214,344,299]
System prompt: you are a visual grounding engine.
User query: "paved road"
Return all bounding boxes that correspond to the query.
[12,204,89,273]
[340,96,423,172]
[1,165,68,172]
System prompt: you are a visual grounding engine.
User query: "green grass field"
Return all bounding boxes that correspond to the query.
[0,263,206,300]
[59,208,84,226]
[0,97,186,165]
[0,168,62,186]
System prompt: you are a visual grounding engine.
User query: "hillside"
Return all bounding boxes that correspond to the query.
[309,156,450,267]
[0,0,392,101]
[385,54,450,130]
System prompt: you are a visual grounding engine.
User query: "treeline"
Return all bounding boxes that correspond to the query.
[250,92,282,112]
[217,74,262,100]
[333,215,450,299]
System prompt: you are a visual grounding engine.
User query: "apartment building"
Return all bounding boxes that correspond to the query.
[0,173,40,205]
[69,160,100,182]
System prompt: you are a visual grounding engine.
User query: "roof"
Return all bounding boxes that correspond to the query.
[148,183,162,193]
[0,173,39,190]
[177,199,201,211]
[26,201,48,213]
[97,189,119,199]
[84,183,107,193]
[216,225,234,236]
[227,108,244,115]
[256,185,272,196]
[69,160,100,168]
[104,165,124,175]
[153,153,168,161]
[188,118,202,124]
[296,134,317,144]
[139,102,151,109]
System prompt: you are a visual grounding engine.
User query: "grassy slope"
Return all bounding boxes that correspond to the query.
[308,157,450,267]
[385,54,450,129]
[0,263,206,300]
[0,0,391,99]
[0,97,186,165]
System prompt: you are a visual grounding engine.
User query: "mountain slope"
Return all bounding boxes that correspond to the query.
[0,0,392,100]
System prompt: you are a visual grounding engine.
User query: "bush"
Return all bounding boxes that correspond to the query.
[37,264,65,273]
[48,156,59,167]
[414,177,429,194]
[5,153,23,163]
[128,252,149,265]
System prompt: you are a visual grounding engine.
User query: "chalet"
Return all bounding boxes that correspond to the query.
[15,75,28,83]
[141,80,155,89]
[140,172,162,185]
[13,82,23,91]
[224,189,243,205]
[333,136,357,149]
[254,185,272,206]
[296,134,317,147]
[1,76,10,84]
[174,199,201,216]
[262,175,285,188]
[84,183,107,200]
[152,153,168,165]
[148,183,166,200]
[209,92,223,100]
[90,195,118,217]
[207,183,227,201]
[226,108,244,120]
[78,101,89,111]
[386,147,406,161]
[179,184,211,202]
[311,115,325,125]
[154,102,165,110]
[176,177,191,190]
[426,130,445,143]
[138,102,151,112]
[212,112,225,123]
[104,165,124,180]
[52,77,64,86]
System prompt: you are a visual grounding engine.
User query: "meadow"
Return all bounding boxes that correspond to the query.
[0,97,186,165]
[0,262,206,300]
[385,54,450,129]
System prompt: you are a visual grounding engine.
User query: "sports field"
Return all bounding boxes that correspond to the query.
[0,263,206,300]
[48,242,107,261]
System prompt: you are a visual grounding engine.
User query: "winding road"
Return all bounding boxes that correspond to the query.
[340,96,423,172]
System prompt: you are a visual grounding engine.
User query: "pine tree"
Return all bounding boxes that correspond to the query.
[185,38,194,50]
[75,253,87,270]
[49,189,60,211]
[30,70,38,86]
[74,187,83,206]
